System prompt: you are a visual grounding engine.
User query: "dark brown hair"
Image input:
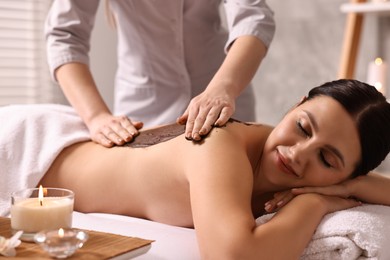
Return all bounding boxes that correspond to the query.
[307,79,390,177]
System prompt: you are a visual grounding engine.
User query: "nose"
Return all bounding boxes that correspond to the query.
[284,141,311,166]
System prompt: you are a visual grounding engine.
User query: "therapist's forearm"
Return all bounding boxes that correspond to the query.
[208,35,267,97]
[55,62,111,125]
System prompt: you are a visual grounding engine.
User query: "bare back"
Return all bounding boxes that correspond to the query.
[40,121,271,227]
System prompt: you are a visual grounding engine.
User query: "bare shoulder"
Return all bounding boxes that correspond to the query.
[181,120,272,177]
[179,119,273,154]
[206,119,273,146]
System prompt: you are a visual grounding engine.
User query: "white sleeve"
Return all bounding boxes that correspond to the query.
[223,0,276,52]
[44,0,100,81]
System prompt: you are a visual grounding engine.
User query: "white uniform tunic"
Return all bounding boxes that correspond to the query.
[45,0,275,126]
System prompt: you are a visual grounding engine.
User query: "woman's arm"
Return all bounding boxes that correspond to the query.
[265,172,390,213]
[178,35,267,141]
[178,0,275,140]
[56,63,143,147]
[291,172,390,205]
[45,0,142,147]
[344,172,390,205]
[186,129,360,259]
[253,194,360,259]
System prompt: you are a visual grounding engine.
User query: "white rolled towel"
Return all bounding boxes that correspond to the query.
[256,204,390,260]
[0,104,90,216]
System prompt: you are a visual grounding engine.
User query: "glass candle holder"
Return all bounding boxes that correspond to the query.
[34,228,88,259]
[11,187,74,242]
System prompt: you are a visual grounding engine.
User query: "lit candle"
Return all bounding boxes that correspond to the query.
[10,186,74,241]
[367,57,387,96]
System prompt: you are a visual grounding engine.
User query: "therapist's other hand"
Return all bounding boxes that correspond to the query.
[88,113,143,147]
[177,90,235,141]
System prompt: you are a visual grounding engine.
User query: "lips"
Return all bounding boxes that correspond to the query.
[276,149,299,178]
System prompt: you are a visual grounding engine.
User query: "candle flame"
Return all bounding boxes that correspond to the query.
[38,185,44,206]
[58,228,64,237]
[375,58,383,66]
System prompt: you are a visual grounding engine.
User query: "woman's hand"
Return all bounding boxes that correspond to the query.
[177,90,235,141]
[55,63,144,148]
[87,113,143,147]
[264,181,356,213]
[177,36,268,141]
[264,189,296,213]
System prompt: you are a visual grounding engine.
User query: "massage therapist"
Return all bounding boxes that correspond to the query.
[45,0,275,147]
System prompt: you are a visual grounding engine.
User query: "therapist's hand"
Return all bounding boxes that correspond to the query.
[177,90,235,141]
[87,113,143,147]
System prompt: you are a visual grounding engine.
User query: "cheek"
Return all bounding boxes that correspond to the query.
[269,124,296,144]
[307,168,350,186]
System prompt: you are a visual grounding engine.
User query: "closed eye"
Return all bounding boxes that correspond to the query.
[319,151,332,168]
[297,120,333,168]
[296,120,311,137]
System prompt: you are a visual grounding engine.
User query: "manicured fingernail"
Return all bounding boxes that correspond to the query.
[276,201,283,207]
[194,133,202,141]
[265,204,272,212]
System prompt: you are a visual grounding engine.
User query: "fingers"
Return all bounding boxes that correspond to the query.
[184,108,215,141]
[132,120,144,130]
[182,100,234,141]
[117,116,142,140]
[176,113,188,125]
[214,106,232,127]
[186,108,216,141]
[90,115,143,147]
[291,187,317,195]
[95,132,115,148]
[264,190,295,213]
[347,198,363,207]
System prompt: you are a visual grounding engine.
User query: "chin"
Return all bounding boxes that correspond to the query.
[260,152,298,190]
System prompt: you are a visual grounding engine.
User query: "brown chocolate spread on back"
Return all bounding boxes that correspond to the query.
[123,123,186,148]
[123,118,253,148]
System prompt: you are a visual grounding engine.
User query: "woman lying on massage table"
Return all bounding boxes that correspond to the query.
[40,79,390,259]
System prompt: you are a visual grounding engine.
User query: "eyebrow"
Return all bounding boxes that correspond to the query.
[303,110,345,167]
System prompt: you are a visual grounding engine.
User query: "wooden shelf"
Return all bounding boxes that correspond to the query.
[341,2,390,15]
[338,0,390,79]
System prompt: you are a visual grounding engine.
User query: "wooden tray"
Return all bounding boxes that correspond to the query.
[0,217,153,259]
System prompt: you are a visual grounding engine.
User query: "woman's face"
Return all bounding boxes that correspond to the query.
[259,95,361,190]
